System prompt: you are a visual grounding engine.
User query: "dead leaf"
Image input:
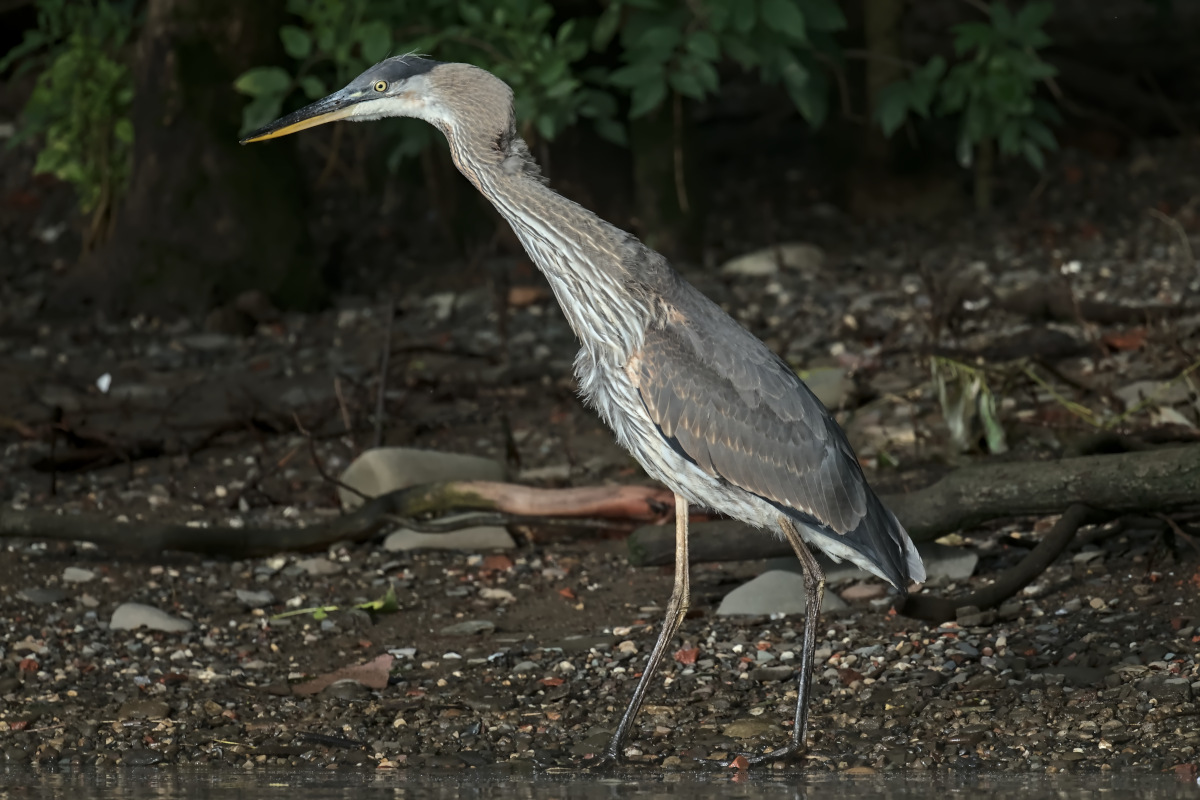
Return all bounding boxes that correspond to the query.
[558,587,577,601]
[728,755,750,770]
[674,647,699,665]
[1102,328,1147,351]
[508,286,548,307]
[483,554,514,572]
[292,654,394,696]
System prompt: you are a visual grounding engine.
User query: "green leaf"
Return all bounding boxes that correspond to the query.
[1015,0,1054,35]
[990,2,1015,38]
[359,20,391,63]
[299,74,327,100]
[240,94,285,136]
[796,0,846,31]
[952,22,994,56]
[723,36,759,68]
[1023,118,1057,151]
[609,60,664,88]
[732,0,758,34]
[593,2,623,50]
[761,0,807,41]
[629,77,667,117]
[1021,139,1045,171]
[280,25,312,60]
[113,117,133,144]
[593,116,628,145]
[234,66,291,97]
[630,24,681,59]
[459,2,484,26]
[668,69,705,99]
[685,30,720,60]
[874,82,911,136]
[786,66,826,126]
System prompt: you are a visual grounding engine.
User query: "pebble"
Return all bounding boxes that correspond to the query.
[109,603,193,632]
[17,587,66,605]
[722,718,776,739]
[294,557,342,576]
[384,524,516,552]
[235,589,275,608]
[717,570,848,616]
[440,620,495,636]
[62,567,96,583]
[118,699,171,720]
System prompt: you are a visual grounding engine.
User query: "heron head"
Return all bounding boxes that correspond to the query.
[241,57,512,144]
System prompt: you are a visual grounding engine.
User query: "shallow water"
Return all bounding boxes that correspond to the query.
[2,768,1198,800]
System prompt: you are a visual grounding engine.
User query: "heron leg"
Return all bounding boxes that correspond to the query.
[600,493,691,763]
[738,516,825,765]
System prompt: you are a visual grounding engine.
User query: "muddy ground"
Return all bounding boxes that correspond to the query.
[1,126,1199,775]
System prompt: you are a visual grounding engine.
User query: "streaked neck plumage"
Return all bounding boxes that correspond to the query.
[428,66,651,366]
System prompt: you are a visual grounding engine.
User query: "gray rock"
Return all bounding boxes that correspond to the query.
[178,333,237,351]
[716,570,848,617]
[798,366,854,411]
[750,666,796,683]
[720,243,825,277]
[17,588,66,605]
[440,620,495,636]
[109,603,193,633]
[383,520,516,552]
[1144,676,1193,705]
[511,660,539,674]
[294,557,342,576]
[118,699,171,720]
[62,567,96,583]
[235,589,275,608]
[722,718,776,739]
[339,447,505,509]
[769,541,978,585]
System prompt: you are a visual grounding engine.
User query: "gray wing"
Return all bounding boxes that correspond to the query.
[635,282,922,589]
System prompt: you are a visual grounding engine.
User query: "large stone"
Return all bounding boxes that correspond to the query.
[716,570,848,617]
[109,603,193,633]
[797,366,853,411]
[719,243,826,277]
[383,516,515,552]
[766,541,977,585]
[338,447,505,509]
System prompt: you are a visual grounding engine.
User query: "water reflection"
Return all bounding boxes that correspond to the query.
[0,767,1196,799]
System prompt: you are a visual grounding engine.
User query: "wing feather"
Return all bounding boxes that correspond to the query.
[634,282,923,588]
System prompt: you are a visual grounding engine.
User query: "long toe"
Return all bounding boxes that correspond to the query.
[727,742,807,767]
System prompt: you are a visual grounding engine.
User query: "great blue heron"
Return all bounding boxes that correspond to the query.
[243,56,925,765]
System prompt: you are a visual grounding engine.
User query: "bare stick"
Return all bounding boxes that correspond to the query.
[374,298,395,450]
[901,504,1101,622]
[628,445,1200,565]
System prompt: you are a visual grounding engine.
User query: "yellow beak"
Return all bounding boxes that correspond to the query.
[240,92,360,144]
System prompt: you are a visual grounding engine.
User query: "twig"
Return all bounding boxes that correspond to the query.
[1147,207,1196,269]
[292,412,369,503]
[333,376,354,449]
[672,91,690,215]
[1157,513,1200,558]
[374,298,395,450]
[901,504,1103,622]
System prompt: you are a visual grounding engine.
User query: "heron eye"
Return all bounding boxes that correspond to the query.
[374,80,388,92]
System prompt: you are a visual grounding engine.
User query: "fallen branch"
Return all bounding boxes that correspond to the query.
[626,445,1200,566]
[901,504,1103,622]
[0,481,675,557]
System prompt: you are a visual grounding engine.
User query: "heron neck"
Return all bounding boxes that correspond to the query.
[447,131,650,361]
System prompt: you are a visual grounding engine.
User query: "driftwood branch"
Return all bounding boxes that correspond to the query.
[627,445,1200,567]
[0,482,674,558]
[901,504,1103,623]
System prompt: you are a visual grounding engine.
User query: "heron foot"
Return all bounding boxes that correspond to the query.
[723,742,806,768]
[580,746,625,772]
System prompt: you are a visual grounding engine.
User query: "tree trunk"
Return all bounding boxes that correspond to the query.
[629,93,700,261]
[52,0,325,318]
